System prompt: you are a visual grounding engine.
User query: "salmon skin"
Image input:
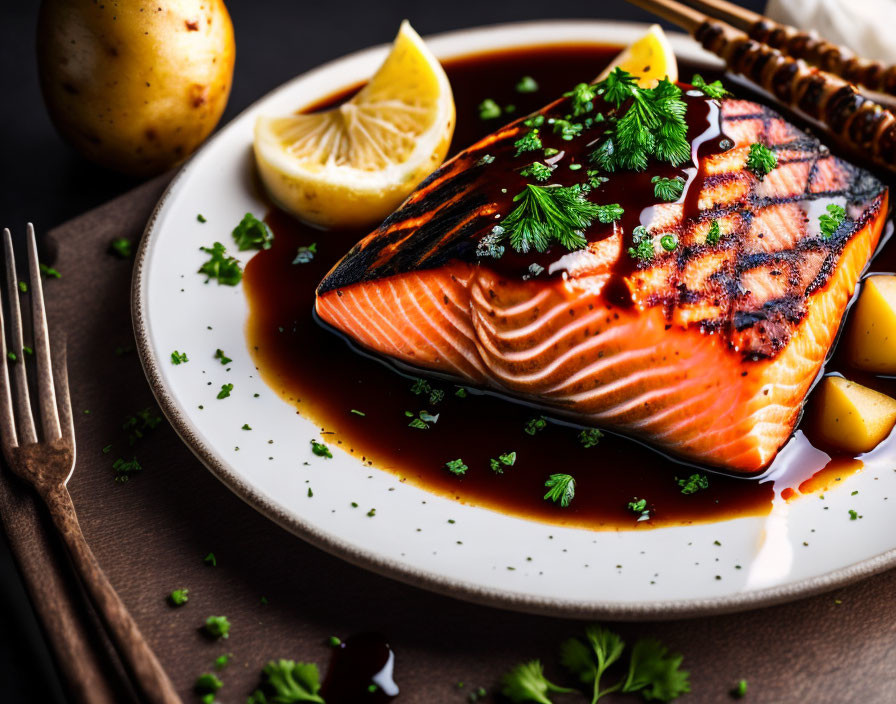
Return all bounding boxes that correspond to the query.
[316,87,888,473]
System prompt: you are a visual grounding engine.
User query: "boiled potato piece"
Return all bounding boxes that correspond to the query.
[847,275,896,374]
[813,376,896,454]
[37,0,235,176]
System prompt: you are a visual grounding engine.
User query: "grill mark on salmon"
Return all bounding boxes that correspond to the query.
[315,94,888,473]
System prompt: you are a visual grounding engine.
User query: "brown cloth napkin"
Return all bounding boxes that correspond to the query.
[3,177,896,703]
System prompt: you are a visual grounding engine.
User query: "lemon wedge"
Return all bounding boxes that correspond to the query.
[596,24,678,88]
[254,21,455,228]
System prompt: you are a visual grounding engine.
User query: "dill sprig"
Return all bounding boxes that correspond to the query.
[628,226,655,262]
[651,175,685,202]
[502,185,605,254]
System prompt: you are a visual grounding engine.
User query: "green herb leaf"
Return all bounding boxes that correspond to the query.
[168,588,189,607]
[478,99,502,120]
[516,76,539,93]
[18,281,27,293]
[293,242,318,264]
[197,213,207,223]
[500,660,573,704]
[446,458,468,475]
[564,82,598,116]
[560,625,626,702]
[578,428,604,448]
[651,175,685,202]
[621,638,690,702]
[109,238,133,259]
[599,68,638,107]
[198,242,242,286]
[504,184,606,254]
[594,203,624,224]
[310,439,332,458]
[203,552,217,567]
[217,383,233,399]
[691,74,730,100]
[732,679,748,698]
[705,219,721,245]
[194,672,223,695]
[544,473,576,507]
[247,660,325,704]
[233,213,274,251]
[745,143,777,179]
[171,350,189,365]
[112,457,142,483]
[214,348,232,365]
[514,129,543,156]
[489,451,517,474]
[525,417,547,435]
[819,203,847,239]
[215,653,232,670]
[552,119,584,141]
[520,162,554,182]
[628,226,655,262]
[39,263,61,278]
[204,615,231,640]
[677,473,709,495]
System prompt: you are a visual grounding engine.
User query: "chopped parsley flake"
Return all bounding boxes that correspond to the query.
[109,238,133,259]
[214,348,232,365]
[627,498,650,521]
[478,99,502,120]
[122,407,162,446]
[677,473,709,494]
[525,417,547,435]
[232,212,274,251]
[516,75,539,93]
[746,142,777,179]
[514,129,543,156]
[520,161,553,182]
[217,383,233,399]
[490,451,517,474]
[446,458,468,476]
[204,615,231,639]
[350,409,365,417]
[691,74,730,100]
[732,679,748,698]
[578,428,604,448]
[203,552,217,567]
[564,82,597,116]
[248,661,324,704]
[171,350,189,365]
[849,509,858,520]
[552,118,584,141]
[327,636,342,647]
[706,219,721,245]
[18,281,27,293]
[194,672,223,698]
[628,226,655,261]
[594,203,624,224]
[524,115,545,128]
[112,457,142,482]
[197,213,207,223]
[168,588,189,606]
[504,184,605,253]
[544,473,576,507]
[652,175,685,202]
[242,424,251,430]
[39,263,61,278]
[215,653,232,670]
[819,203,847,239]
[293,243,317,264]
[455,387,468,398]
[198,242,242,286]
[310,439,332,458]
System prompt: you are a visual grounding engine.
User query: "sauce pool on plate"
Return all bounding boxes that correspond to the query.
[244,44,894,530]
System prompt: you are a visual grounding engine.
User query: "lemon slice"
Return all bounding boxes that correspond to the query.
[596,24,678,88]
[254,21,455,228]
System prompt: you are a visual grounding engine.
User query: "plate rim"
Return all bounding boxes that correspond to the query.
[132,18,896,620]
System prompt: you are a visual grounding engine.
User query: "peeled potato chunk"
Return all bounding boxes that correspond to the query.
[813,376,896,454]
[847,275,896,374]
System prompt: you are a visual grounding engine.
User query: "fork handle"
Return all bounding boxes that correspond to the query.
[40,484,182,704]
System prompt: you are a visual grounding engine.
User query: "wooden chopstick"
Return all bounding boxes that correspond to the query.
[676,0,896,97]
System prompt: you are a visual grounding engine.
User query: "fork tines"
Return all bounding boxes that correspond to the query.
[0,224,73,456]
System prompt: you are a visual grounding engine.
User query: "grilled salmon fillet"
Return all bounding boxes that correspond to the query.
[315,91,888,473]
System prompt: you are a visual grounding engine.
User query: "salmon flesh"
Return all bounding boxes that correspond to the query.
[315,89,888,473]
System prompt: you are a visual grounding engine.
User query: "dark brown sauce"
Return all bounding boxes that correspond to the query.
[244,44,894,530]
[320,633,398,703]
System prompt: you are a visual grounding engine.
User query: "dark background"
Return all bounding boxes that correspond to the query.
[0,1,764,700]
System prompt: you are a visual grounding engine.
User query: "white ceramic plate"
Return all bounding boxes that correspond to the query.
[133,20,896,619]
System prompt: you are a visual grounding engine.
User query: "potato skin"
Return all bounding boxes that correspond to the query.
[38,0,235,176]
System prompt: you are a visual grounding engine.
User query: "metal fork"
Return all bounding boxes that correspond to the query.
[0,224,181,704]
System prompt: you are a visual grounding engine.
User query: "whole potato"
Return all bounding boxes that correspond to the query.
[38,0,235,176]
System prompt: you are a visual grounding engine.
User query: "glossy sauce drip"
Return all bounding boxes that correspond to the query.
[320,633,398,703]
[244,45,894,530]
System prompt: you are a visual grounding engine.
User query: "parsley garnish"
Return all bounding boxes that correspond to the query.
[168,588,189,606]
[310,439,332,458]
[594,203,624,224]
[171,350,189,365]
[197,213,207,223]
[242,424,252,430]
[564,82,597,116]
[232,212,274,251]
[627,498,650,521]
[112,457,142,482]
[478,99,502,120]
[203,552,217,567]
[109,238,133,258]
[677,473,709,494]
[39,263,61,278]
[217,383,233,399]
[706,219,721,245]
[732,679,748,698]
[516,76,539,93]
[745,143,777,179]
[293,243,317,264]
[819,203,846,239]
[122,407,162,445]
[490,451,517,474]
[552,119,584,141]
[214,348,232,365]
[408,409,439,429]
[194,672,223,701]
[651,175,685,202]
[446,459,468,475]
[18,281,27,293]
[579,428,603,448]
[215,653,232,670]
[198,242,242,285]
[503,184,605,253]
[559,625,625,702]
[514,129,543,156]
[247,660,325,704]
[501,661,573,703]
[690,74,730,99]
[204,615,231,639]
[525,417,547,435]
[544,474,576,507]
[521,162,554,182]
[628,226,654,262]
